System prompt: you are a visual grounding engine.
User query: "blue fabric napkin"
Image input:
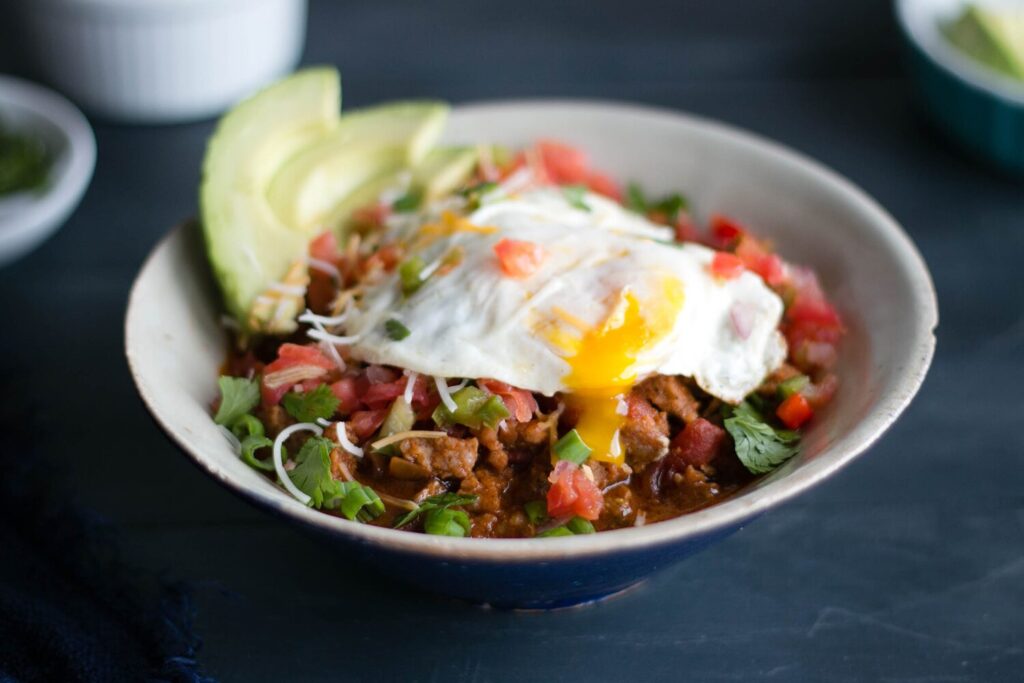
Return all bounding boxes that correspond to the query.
[0,382,214,683]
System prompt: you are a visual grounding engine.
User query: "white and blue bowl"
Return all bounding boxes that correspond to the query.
[897,0,1024,174]
[125,101,938,609]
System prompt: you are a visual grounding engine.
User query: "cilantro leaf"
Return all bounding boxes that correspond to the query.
[214,376,260,427]
[286,436,384,520]
[622,183,688,222]
[724,401,800,475]
[282,384,339,423]
[393,492,479,529]
[384,319,411,341]
[625,183,647,213]
[651,193,688,222]
[562,185,590,212]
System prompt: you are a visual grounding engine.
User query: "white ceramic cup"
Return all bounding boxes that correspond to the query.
[17,0,308,123]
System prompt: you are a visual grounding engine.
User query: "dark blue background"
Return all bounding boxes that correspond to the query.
[2,1,1022,680]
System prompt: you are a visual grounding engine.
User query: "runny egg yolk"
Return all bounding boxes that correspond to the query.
[557,278,686,465]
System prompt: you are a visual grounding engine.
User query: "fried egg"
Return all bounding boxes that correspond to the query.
[344,187,786,463]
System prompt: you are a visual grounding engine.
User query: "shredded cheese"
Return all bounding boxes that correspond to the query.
[269,283,306,297]
[370,430,447,451]
[306,327,361,345]
[403,371,419,405]
[272,422,323,505]
[298,308,349,327]
[434,376,458,412]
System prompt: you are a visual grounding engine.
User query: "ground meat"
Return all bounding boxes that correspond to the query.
[634,375,701,423]
[478,427,509,470]
[620,394,670,466]
[599,485,635,528]
[261,404,290,436]
[329,446,357,481]
[399,436,478,479]
[495,417,550,466]
[459,469,509,513]
[666,418,726,469]
[588,461,633,490]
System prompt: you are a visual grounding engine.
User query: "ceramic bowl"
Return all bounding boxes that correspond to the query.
[0,75,95,268]
[896,0,1024,174]
[125,101,938,608]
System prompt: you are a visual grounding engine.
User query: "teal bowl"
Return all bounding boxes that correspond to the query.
[896,0,1024,174]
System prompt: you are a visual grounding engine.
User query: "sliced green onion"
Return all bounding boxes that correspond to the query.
[392,189,422,213]
[332,481,385,522]
[524,500,548,525]
[566,517,596,534]
[778,374,809,400]
[562,184,590,212]
[398,256,426,296]
[537,526,574,538]
[384,319,411,341]
[424,507,471,537]
[553,429,591,465]
[432,386,510,430]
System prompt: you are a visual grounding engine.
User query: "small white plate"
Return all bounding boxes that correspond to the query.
[0,75,95,267]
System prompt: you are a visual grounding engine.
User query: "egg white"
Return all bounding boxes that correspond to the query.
[344,187,786,404]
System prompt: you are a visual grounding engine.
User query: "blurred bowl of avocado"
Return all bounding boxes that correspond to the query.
[896,0,1024,174]
[0,75,95,267]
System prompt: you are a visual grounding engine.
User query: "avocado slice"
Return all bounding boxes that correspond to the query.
[200,67,340,329]
[945,6,1024,80]
[200,67,453,335]
[265,101,449,233]
[412,146,479,202]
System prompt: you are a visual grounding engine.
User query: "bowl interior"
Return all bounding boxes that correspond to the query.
[125,101,937,560]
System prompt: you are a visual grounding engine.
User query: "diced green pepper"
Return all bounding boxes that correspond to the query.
[432,386,510,430]
[778,374,809,400]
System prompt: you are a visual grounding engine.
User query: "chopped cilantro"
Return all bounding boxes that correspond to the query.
[384,318,411,341]
[213,376,260,427]
[625,183,648,213]
[287,436,383,520]
[282,384,339,424]
[398,256,426,296]
[723,401,800,475]
[392,189,423,213]
[623,182,689,222]
[562,184,590,211]
[393,492,479,529]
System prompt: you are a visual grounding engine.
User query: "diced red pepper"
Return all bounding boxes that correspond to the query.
[776,393,813,429]
[546,460,604,521]
[710,252,746,280]
[667,418,726,468]
[494,238,546,278]
[478,378,538,423]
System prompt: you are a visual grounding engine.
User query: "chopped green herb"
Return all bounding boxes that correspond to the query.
[213,376,260,427]
[777,374,809,400]
[0,125,51,196]
[398,256,426,296]
[393,492,479,529]
[563,184,591,211]
[459,180,499,197]
[384,318,411,340]
[723,401,800,475]
[392,188,423,213]
[240,435,274,471]
[537,516,596,537]
[282,384,339,424]
[524,500,548,525]
[623,183,689,222]
[553,429,592,465]
[625,183,648,213]
[287,436,383,520]
[432,386,510,430]
[652,193,688,222]
[423,507,471,537]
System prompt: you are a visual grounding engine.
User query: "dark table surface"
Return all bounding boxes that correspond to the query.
[2,1,1023,680]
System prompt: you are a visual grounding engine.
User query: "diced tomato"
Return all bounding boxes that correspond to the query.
[309,231,339,263]
[493,238,546,278]
[349,409,388,440]
[668,418,726,468]
[584,171,621,201]
[782,267,844,350]
[306,273,336,314]
[330,377,362,415]
[546,460,604,521]
[777,393,813,429]
[710,252,746,280]
[261,344,335,406]
[478,378,538,422]
[351,202,391,229]
[537,140,589,184]
[361,380,407,409]
[674,213,700,243]
[735,237,785,286]
[709,214,746,247]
